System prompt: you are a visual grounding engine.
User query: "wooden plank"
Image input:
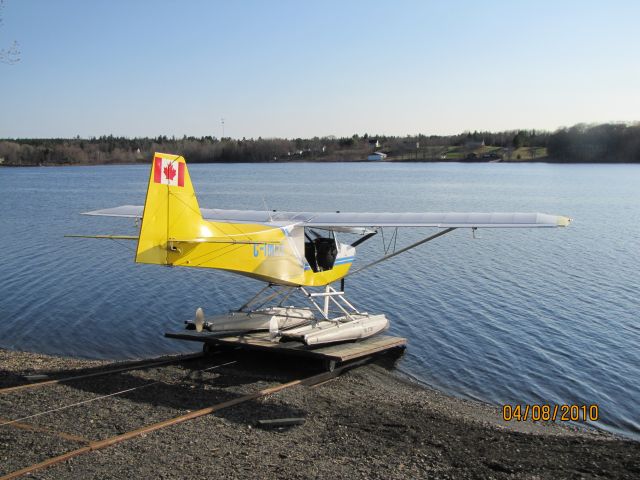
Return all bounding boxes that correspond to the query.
[325,337,405,362]
[165,331,406,363]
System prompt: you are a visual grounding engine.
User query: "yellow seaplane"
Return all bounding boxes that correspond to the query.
[69,153,571,345]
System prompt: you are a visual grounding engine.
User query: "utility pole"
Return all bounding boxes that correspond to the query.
[221,118,225,139]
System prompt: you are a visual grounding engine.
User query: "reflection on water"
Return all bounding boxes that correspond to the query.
[0,162,638,439]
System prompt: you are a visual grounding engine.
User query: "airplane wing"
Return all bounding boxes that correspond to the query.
[83,205,571,228]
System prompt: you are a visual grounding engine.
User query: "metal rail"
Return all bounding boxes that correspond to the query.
[0,360,364,480]
[0,416,89,444]
[0,360,237,429]
[0,352,203,395]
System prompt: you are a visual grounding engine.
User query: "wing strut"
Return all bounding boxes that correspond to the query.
[350,231,378,248]
[350,227,457,276]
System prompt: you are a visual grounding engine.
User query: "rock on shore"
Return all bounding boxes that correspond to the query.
[1,347,638,479]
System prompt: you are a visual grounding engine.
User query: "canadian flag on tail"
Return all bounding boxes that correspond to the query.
[154,156,185,187]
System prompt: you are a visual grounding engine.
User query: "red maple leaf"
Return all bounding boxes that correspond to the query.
[163,162,177,181]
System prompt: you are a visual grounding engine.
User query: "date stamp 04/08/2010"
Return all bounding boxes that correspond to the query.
[502,404,599,422]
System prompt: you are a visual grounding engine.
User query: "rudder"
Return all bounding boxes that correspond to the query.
[135,153,204,265]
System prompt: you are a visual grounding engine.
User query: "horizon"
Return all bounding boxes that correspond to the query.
[1,1,639,138]
[2,119,639,142]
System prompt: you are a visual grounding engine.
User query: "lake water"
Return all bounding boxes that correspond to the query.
[0,162,638,440]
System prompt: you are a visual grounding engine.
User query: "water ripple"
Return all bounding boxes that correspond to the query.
[1,163,639,439]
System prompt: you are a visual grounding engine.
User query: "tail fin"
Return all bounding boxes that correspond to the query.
[135,153,204,265]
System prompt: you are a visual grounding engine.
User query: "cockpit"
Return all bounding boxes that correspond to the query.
[304,228,338,272]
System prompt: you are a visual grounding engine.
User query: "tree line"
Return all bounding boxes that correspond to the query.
[1,122,639,166]
[546,123,640,162]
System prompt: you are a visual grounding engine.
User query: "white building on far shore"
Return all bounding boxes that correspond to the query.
[367,151,387,161]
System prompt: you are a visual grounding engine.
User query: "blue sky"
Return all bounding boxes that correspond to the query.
[1,0,639,138]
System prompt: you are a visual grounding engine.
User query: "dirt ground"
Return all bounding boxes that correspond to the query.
[1,347,638,479]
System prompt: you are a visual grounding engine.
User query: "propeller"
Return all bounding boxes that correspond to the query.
[195,307,205,333]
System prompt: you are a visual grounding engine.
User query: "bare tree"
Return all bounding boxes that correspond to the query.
[0,0,20,64]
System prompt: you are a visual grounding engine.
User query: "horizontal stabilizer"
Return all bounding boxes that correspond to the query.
[82,205,142,218]
[65,234,139,240]
[169,237,282,245]
[65,234,280,245]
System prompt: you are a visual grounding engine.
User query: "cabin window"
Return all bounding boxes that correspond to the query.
[304,228,338,272]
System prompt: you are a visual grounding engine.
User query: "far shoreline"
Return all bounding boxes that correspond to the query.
[2,158,639,167]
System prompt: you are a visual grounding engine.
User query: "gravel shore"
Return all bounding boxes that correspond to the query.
[1,347,638,479]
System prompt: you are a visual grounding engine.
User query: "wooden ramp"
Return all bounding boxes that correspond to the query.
[165,330,406,370]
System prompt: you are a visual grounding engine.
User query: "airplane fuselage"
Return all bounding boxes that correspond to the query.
[154,222,355,287]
